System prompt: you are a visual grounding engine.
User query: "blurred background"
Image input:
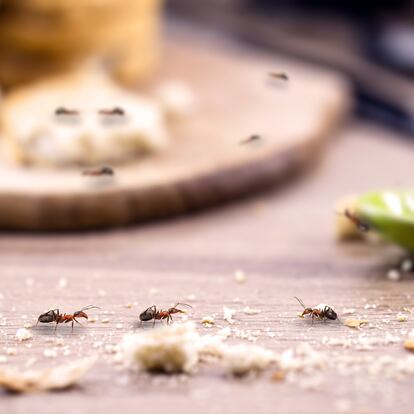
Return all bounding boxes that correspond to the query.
[169,0,414,136]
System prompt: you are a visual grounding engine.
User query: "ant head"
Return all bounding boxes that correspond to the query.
[303,308,313,315]
[38,309,57,323]
[139,306,156,321]
[74,311,88,319]
[325,308,338,320]
[101,166,114,175]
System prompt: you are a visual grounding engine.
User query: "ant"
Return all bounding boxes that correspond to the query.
[294,297,338,324]
[341,209,370,232]
[139,303,192,327]
[82,165,114,176]
[240,134,261,145]
[55,106,79,116]
[269,72,289,81]
[36,305,100,332]
[98,107,125,116]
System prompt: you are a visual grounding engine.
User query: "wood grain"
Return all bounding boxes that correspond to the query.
[0,25,348,230]
[1,122,414,413]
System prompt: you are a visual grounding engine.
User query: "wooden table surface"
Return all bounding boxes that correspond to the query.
[1,121,414,413]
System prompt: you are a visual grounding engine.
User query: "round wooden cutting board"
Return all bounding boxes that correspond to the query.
[0,26,349,231]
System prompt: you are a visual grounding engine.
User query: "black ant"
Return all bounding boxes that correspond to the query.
[342,209,370,232]
[269,72,288,81]
[36,305,100,332]
[139,303,192,327]
[82,165,114,176]
[55,107,79,116]
[240,134,261,145]
[294,297,338,323]
[98,107,125,116]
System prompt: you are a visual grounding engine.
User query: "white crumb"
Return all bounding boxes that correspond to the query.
[220,343,275,376]
[234,270,246,284]
[401,259,413,273]
[0,356,7,364]
[15,328,32,342]
[43,349,57,358]
[387,269,401,281]
[154,80,196,119]
[121,322,200,374]
[57,277,67,289]
[342,308,356,315]
[6,348,17,356]
[116,323,123,329]
[243,307,261,315]
[101,318,110,324]
[364,304,377,310]
[223,307,236,324]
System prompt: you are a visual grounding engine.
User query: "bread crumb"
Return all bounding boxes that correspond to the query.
[404,339,414,352]
[271,369,286,382]
[387,269,401,281]
[0,356,7,364]
[16,328,32,341]
[243,307,261,315]
[345,319,368,329]
[401,259,413,273]
[342,308,355,315]
[397,314,408,322]
[116,323,123,329]
[220,343,275,376]
[223,307,236,324]
[0,356,97,392]
[43,349,57,358]
[234,270,246,284]
[125,303,133,309]
[201,316,215,327]
[121,322,200,374]
[6,348,17,356]
[57,278,67,289]
[101,318,110,324]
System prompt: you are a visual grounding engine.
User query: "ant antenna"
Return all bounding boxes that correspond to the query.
[174,303,192,308]
[294,296,306,309]
[80,305,101,312]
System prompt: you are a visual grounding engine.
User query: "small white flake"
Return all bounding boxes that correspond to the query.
[6,348,17,356]
[57,277,67,289]
[0,355,8,364]
[234,270,246,284]
[16,328,32,341]
[101,318,110,324]
[342,308,355,315]
[401,259,413,273]
[116,323,123,329]
[387,269,401,281]
[364,304,377,310]
[223,307,236,324]
[43,349,57,358]
[243,307,261,315]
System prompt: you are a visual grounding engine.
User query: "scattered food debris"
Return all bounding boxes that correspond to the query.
[364,304,377,310]
[43,349,57,358]
[101,318,110,324]
[234,270,246,284]
[345,319,368,329]
[342,308,356,315]
[387,269,401,281]
[397,314,408,322]
[0,356,97,393]
[404,339,414,353]
[121,322,200,373]
[220,343,275,376]
[223,307,236,324]
[243,307,261,315]
[15,328,32,341]
[57,277,68,289]
[201,316,215,327]
[271,369,286,382]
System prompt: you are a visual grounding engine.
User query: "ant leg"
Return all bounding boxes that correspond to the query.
[72,320,74,333]
[169,315,173,324]
[152,318,156,328]
[54,322,59,332]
